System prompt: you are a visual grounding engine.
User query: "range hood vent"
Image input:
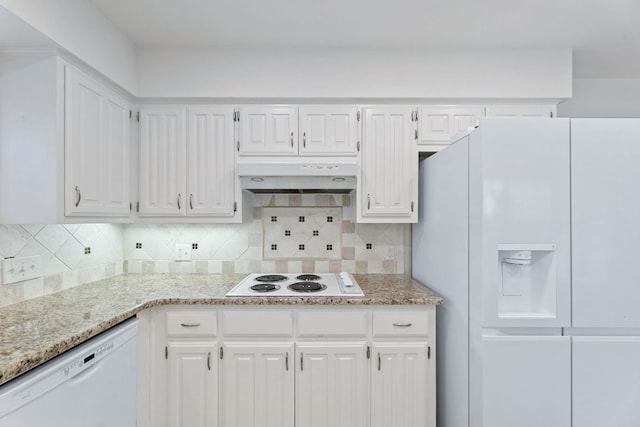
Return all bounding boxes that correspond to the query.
[237,159,358,194]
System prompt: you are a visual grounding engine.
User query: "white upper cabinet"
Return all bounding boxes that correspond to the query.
[138,106,187,217]
[64,65,130,217]
[299,106,359,155]
[186,107,236,217]
[485,104,556,118]
[359,107,418,223]
[417,106,483,145]
[237,106,298,155]
[139,105,238,220]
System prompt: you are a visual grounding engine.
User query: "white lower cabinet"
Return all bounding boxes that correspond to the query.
[221,343,294,427]
[142,306,436,427]
[371,342,430,427]
[167,342,218,427]
[296,342,367,427]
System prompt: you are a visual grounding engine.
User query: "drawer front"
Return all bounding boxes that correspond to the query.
[297,311,368,337]
[223,311,293,337]
[166,311,217,337]
[372,311,430,337]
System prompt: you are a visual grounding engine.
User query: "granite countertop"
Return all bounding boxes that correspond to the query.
[0,273,442,386]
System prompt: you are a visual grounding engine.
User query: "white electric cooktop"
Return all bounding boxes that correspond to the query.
[225,272,364,297]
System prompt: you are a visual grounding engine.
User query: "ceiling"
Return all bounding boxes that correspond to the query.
[89,0,640,78]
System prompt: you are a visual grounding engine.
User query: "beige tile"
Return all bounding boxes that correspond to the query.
[43,273,63,294]
[222,261,235,274]
[341,195,351,207]
[342,220,355,233]
[315,260,330,273]
[355,260,368,273]
[276,260,288,273]
[341,260,356,273]
[208,260,222,273]
[343,247,355,260]
[329,260,342,273]
[288,195,302,206]
[142,261,155,274]
[302,260,315,273]
[383,259,396,273]
[195,260,208,274]
[314,195,331,206]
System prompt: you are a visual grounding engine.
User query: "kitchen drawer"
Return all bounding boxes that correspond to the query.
[297,311,368,337]
[222,311,293,337]
[166,311,217,337]
[372,311,430,337]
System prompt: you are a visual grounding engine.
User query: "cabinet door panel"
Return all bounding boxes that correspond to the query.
[296,342,367,427]
[418,106,483,144]
[167,342,217,427]
[481,335,570,427]
[221,343,294,427]
[239,107,297,155]
[65,66,130,216]
[299,106,357,155]
[360,107,417,222]
[186,107,235,217]
[371,342,431,427]
[139,107,186,216]
[573,336,640,427]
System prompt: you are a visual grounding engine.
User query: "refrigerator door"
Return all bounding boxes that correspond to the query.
[571,119,640,327]
[412,135,469,427]
[480,335,571,427]
[472,118,571,327]
[573,336,640,427]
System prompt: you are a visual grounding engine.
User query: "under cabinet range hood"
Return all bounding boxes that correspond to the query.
[236,158,358,193]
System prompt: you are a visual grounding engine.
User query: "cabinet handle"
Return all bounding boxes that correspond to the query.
[180,323,201,327]
[207,351,211,371]
[75,186,81,207]
[300,352,304,371]
[377,352,381,371]
[367,193,371,210]
[411,201,414,212]
[303,132,306,148]
[286,352,289,371]
[189,193,194,210]
[237,140,240,152]
[290,131,294,148]
[392,323,413,327]
[357,141,360,152]
[177,193,182,210]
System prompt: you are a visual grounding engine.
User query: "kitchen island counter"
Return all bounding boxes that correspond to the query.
[0,273,442,386]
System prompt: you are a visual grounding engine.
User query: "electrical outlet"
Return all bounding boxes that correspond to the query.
[2,255,42,285]
[384,247,395,260]
[175,244,191,261]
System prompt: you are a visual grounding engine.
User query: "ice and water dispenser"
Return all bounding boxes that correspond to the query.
[497,244,557,319]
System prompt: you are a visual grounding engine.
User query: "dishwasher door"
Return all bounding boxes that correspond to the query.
[0,318,138,427]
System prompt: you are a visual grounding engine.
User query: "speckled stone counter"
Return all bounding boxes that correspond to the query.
[0,273,442,386]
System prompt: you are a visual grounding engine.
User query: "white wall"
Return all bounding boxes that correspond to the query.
[0,53,59,223]
[138,47,572,99]
[558,78,640,118]
[0,1,138,94]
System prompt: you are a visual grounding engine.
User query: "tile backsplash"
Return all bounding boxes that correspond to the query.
[124,194,410,275]
[0,194,410,307]
[0,224,123,307]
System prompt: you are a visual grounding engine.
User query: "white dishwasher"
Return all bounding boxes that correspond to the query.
[0,317,138,427]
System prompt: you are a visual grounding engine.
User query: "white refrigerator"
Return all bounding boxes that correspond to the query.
[412,118,640,427]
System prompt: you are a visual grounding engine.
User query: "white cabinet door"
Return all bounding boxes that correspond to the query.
[360,107,418,222]
[371,342,432,427]
[186,107,236,217]
[299,106,358,155]
[485,104,556,118]
[139,106,187,216]
[480,335,570,427]
[167,341,218,427]
[238,107,298,155]
[64,66,130,216]
[573,336,640,427]
[296,342,367,427]
[417,106,483,145]
[221,342,294,427]
[571,119,640,327]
